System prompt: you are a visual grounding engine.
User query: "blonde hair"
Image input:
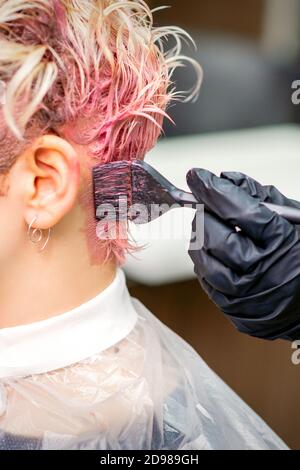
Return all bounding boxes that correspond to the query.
[0,0,202,261]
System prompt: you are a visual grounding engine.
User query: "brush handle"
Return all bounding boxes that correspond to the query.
[177,190,300,225]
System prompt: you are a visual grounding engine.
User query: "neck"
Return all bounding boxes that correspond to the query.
[0,206,117,329]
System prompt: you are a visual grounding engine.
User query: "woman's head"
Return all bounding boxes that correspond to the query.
[0,0,201,264]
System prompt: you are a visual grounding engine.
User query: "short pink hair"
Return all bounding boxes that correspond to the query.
[0,0,201,262]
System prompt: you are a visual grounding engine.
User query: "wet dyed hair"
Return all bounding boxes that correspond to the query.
[0,0,201,262]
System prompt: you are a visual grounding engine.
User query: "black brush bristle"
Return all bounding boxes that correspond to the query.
[93,161,132,221]
[92,159,192,224]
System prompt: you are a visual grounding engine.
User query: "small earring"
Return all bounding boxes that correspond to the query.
[27,216,51,252]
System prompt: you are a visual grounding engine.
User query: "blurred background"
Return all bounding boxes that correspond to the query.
[126,0,300,449]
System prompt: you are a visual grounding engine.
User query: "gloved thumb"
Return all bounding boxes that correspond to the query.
[221,171,300,209]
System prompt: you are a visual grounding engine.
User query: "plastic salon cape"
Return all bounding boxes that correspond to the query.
[0,269,287,450]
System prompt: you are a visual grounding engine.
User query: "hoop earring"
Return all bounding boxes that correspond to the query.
[27,216,51,252]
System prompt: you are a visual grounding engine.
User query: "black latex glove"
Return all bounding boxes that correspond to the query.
[187,169,300,341]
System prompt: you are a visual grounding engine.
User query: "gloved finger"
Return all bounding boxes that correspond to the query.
[195,277,254,327]
[189,241,274,297]
[192,207,300,291]
[197,270,300,339]
[190,245,265,297]
[197,211,266,273]
[196,268,300,338]
[204,212,300,275]
[221,171,300,209]
[189,247,243,296]
[213,277,300,340]
[187,168,294,244]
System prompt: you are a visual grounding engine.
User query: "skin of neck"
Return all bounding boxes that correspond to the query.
[0,135,117,329]
[0,203,116,329]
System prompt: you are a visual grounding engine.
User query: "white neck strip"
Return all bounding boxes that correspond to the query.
[0,269,137,379]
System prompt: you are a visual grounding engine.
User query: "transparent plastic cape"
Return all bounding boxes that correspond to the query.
[0,298,287,450]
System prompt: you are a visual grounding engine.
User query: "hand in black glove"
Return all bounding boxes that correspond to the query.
[187,169,300,341]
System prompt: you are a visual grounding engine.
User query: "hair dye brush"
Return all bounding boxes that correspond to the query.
[93,160,300,225]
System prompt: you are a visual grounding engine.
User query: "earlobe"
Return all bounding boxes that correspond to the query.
[22,135,81,230]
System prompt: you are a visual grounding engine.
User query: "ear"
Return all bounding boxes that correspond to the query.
[20,134,81,230]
